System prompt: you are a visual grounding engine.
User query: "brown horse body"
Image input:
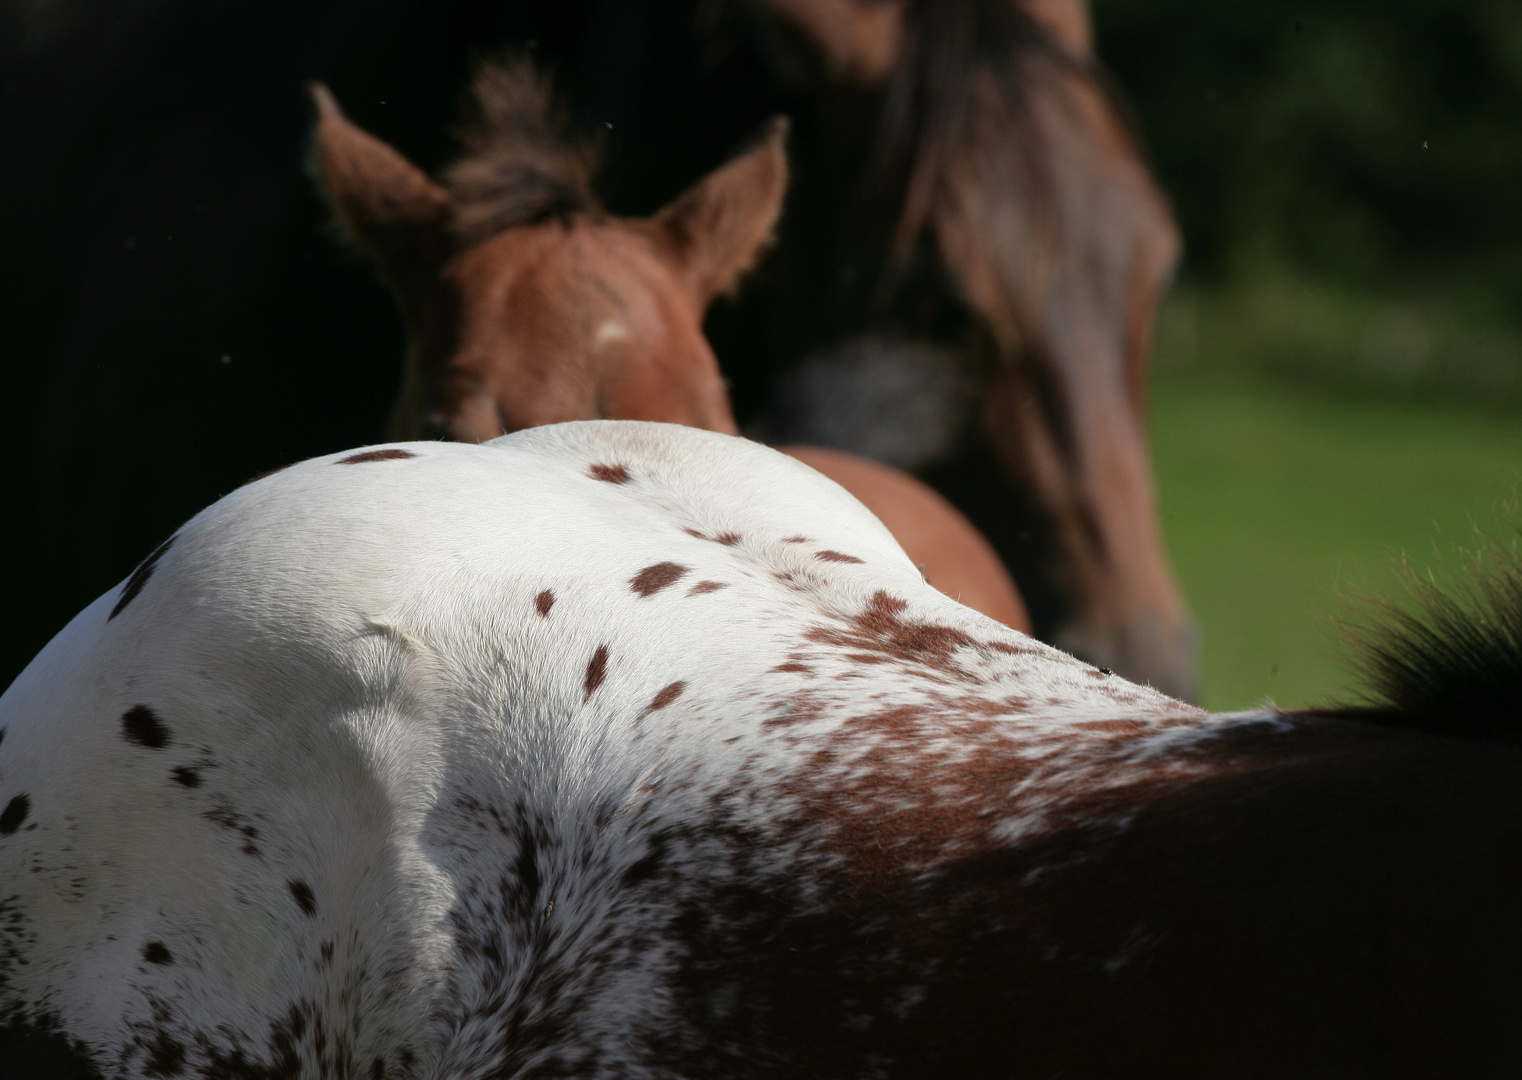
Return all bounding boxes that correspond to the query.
[751,0,1193,696]
[311,65,1028,632]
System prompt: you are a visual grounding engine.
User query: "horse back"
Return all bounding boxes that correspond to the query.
[2,423,1518,1078]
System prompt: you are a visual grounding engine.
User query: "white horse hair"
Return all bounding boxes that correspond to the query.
[2,421,1518,1079]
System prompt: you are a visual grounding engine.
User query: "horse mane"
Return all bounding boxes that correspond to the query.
[445,57,600,245]
[1316,535,1522,745]
[852,0,1177,396]
[862,0,1107,282]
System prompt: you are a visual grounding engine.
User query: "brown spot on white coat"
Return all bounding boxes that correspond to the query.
[630,563,689,598]
[338,448,417,465]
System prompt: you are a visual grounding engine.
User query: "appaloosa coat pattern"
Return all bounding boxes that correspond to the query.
[1,423,1519,1079]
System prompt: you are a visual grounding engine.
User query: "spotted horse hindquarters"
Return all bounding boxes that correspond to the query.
[0,421,1518,1078]
[0,422,977,1077]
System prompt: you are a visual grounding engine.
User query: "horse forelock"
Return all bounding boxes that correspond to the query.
[445,55,600,247]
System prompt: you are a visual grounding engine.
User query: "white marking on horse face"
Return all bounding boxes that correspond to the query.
[593,320,631,347]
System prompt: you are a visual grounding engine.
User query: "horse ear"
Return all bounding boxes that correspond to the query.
[654,116,790,305]
[308,83,452,297]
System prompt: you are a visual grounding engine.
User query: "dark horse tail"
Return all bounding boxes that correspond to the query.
[1316,538,1522,745]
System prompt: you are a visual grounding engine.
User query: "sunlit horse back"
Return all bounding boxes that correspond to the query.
[3,422,1520,1078]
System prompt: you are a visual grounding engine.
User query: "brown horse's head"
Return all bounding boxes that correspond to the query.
[765,0,1196,699]
[310,63,787,443]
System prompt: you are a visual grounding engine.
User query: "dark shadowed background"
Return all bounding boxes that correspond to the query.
[3,0,1520,707]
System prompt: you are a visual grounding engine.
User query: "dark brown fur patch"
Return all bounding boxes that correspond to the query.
[142,942,173,965]
[816,550,865,565]
[631,562,689,597]
[772,662,813,674]
[0,794,29,835]
[288,880,317,917]
[715,532,742,546]
[337,448,417,465]
[109,534,177,620]
[122,706,171,749]
[778,702,1033,880]
[806,591,976,675]
[647,681,686,712]
[535,590,555,617]
[589,463,631,484]
[783,535,812,544]
[584,645,610,702]
[170,766,201,788]
[1074,718,1149,735]
[140,1019,186,1076]
[204,802,261,857]
[688,580,729,596]
[990,640,1042,657]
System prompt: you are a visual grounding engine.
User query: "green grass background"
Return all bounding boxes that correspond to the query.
[1085,1,1522,712]
[1149,363,1522,713]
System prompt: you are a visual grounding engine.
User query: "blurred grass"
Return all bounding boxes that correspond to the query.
[1148,283,1522,712]
[1088,0,1522,710]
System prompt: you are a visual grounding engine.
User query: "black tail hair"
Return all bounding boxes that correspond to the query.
[1323,533,1522,745]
